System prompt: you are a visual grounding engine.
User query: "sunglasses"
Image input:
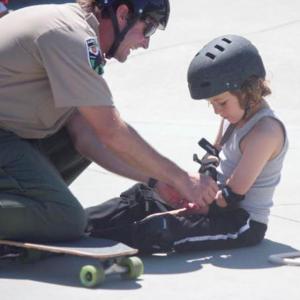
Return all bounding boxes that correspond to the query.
[143,17,159,38]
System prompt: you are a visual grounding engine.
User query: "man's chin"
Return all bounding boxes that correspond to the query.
[114,51,129,63]
[112,57,126,63]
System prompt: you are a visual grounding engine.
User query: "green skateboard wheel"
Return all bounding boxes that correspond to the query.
[120,256,144,280]
[79,265,105,288]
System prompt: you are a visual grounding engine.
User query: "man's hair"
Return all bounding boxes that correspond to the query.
[231,76,271,109]
[77,0,96,13]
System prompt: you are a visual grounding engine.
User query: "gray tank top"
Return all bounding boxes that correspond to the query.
[217,108,288,224]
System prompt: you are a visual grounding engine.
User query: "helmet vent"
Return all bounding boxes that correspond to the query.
[200,81,211,88]
[206,52,216,60]
[222,38,232,44]
[215,45,224,52]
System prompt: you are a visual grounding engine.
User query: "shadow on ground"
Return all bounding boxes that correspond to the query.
[143,239,298,274]
[0,255,142,290]
[0,239,296,289]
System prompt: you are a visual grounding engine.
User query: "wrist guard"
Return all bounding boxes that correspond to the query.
[221,185,245,206]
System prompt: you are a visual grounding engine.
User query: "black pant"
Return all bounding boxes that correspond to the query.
[86,184,267,253]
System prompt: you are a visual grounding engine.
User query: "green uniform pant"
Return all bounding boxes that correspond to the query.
[0,128,90,242]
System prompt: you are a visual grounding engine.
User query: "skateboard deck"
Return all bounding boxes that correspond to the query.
[0,236,144,288]
[143,207,188,220]
[142,204,208,220]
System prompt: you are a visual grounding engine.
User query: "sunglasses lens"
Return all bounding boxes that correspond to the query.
[144,21,158,38]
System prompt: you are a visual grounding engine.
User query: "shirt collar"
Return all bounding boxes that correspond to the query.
[85,12,100,40]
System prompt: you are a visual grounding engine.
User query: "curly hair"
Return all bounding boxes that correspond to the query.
[231,76,271,110]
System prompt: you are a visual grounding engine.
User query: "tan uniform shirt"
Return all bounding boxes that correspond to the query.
[0,3,113,139]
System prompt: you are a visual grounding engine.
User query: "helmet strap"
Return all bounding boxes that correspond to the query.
[106,6,139,59]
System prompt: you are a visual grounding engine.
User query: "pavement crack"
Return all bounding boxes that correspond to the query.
[270,214,300,224]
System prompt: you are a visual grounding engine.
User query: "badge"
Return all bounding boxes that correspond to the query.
[85,37,104,75]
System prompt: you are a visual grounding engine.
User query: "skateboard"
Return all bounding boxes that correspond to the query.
[0,236,144,288]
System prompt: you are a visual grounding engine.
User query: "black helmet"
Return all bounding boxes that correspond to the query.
[187,34,266,100]
[96,0,170,58]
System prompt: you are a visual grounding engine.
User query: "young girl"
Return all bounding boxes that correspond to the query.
[86,34,288,253]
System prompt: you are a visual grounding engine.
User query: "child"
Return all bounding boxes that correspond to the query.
[86,34,288,253]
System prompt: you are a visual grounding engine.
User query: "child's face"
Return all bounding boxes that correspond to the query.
[209,91,245,124]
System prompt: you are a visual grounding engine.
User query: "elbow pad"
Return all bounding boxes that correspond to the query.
[221,185,245,206]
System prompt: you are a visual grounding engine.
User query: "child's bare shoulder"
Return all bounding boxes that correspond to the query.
[253,117,284,139]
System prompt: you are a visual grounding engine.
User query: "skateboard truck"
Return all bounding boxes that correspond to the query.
[80,256,143,288]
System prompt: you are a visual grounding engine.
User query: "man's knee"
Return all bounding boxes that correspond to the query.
[48,203,87,241]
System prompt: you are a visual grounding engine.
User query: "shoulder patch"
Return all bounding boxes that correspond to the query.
[85,37,104,75]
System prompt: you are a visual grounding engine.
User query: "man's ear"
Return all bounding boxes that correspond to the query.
[115,4,130,28]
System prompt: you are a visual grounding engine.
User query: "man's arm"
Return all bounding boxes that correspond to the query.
[67,111,197,207]
[70,106,218,207]
[66,110,149,183]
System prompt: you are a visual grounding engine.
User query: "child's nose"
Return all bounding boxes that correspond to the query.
[213,105,221,115]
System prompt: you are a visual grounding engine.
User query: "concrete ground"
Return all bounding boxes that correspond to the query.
[1,0,300,299]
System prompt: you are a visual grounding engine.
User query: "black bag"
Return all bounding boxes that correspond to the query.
[85,184,170,236]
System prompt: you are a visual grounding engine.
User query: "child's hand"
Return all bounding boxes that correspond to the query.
[215,190,228,207]
[200,153,220,167]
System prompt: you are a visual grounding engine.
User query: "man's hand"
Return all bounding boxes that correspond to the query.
[155,181,210,214]
[179,173,218,208]
[155,181,188,208]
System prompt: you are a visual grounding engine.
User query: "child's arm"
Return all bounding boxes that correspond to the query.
[216,117,285,207]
